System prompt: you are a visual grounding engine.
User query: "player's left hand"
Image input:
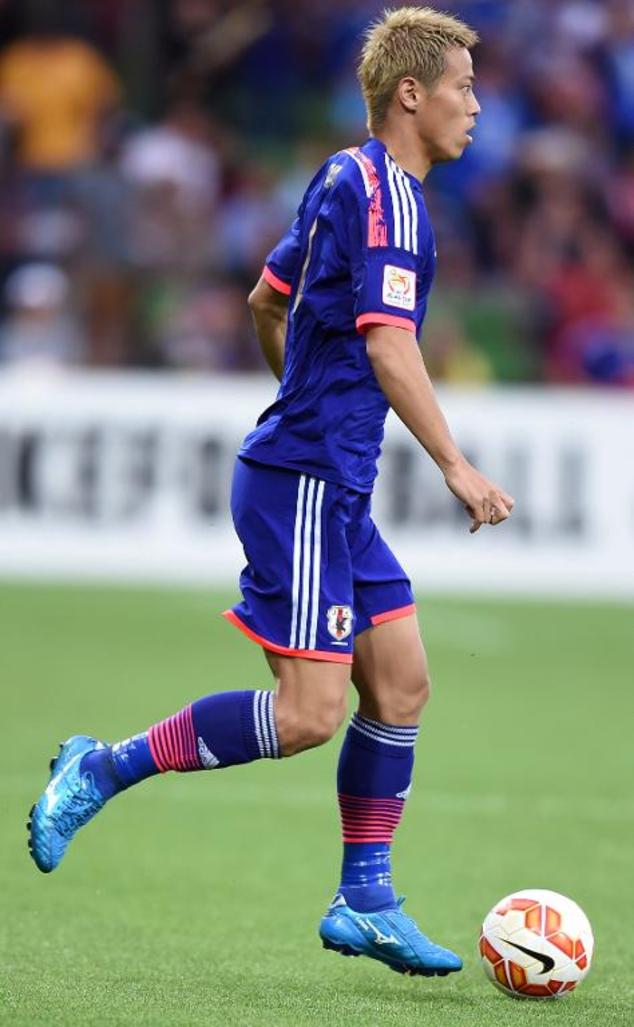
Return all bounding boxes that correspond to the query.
[443,458,515,533]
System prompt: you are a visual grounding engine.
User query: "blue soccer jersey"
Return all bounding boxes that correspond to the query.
[239,137,436,494]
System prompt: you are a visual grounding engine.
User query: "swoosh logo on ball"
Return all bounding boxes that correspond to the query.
[505,940,555,974]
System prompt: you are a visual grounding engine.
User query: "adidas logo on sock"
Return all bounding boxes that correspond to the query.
[197,737,220,769]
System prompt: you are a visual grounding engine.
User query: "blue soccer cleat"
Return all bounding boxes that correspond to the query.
[27,735,108,874]
[319,894,463,977]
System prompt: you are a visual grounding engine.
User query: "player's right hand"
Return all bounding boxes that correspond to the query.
[443,459,515,534]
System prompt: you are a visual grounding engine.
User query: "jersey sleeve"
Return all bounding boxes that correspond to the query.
[343,159,425,336]
[262,216,301,296]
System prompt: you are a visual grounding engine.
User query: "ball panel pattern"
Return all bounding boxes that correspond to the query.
[479,889,593,1001]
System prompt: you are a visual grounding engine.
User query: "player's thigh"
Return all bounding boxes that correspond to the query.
[229,459,356,662]
[264,649,350,754]
[352,614,430,725]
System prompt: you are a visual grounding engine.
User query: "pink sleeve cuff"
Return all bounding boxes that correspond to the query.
[263,265,292,296]
[356,312,416,335]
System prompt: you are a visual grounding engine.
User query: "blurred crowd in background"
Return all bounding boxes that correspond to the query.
[0,0,633,385]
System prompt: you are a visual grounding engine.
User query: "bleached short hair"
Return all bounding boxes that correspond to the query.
[358,6,479,133]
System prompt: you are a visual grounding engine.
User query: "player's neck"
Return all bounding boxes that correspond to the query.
[374,129,431,183]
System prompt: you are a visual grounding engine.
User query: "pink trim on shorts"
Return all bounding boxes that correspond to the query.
[222,609,353,664]
[370,603,417,627]
[356,312,416,334]
[262,265,292,295]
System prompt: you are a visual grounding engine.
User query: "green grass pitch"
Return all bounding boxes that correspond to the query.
[1,583,632,1026]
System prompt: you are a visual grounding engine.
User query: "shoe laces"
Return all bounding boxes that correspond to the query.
[384,898,433,942]
[55,772,103,839]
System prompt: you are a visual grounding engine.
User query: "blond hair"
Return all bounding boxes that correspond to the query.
[358,6,479,133]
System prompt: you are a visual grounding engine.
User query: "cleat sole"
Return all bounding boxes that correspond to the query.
[322,939,361,957]
[389,963,449,977]
[322,935,460,976]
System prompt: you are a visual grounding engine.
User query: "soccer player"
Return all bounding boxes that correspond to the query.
[28,7,514,977]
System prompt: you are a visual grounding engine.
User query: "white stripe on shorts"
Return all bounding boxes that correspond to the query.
[289,475,307,649]
[308,480,325,650]
[289,474,325,651]
[298,477,316,649]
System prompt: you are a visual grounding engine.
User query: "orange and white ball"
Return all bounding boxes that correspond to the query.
[479,889,594,999]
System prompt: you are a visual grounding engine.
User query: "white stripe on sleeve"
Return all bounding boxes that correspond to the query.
[398,168,418,255]
[394,166,411,251]
[385,155,402,248]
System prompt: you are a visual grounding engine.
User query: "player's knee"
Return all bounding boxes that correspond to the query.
[392,667,431,721]
[419,668,431,711]
[277,696,347,755]
[309,700,348,747]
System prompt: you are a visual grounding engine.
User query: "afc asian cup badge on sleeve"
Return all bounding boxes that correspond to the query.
[382,264,416,311]
[327,605,353,642]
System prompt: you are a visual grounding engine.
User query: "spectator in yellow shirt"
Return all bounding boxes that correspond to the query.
[0,28,120,172]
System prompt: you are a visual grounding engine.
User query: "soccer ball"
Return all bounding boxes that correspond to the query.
[479,889,594,999]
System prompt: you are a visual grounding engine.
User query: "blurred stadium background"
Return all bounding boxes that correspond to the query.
[1,3,633,1026]
[0,0,633,591]
[1,0,634,381]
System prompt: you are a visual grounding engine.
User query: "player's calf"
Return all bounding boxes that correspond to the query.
[269,655,350,756]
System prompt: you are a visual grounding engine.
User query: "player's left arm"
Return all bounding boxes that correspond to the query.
[366,325,515,533]
[248,276,289,381]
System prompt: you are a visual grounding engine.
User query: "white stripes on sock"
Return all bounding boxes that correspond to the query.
[350,712,419,748]
[253,690,280,759]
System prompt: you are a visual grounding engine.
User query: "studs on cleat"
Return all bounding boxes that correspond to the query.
[387,963,445,977]
[49,743,63,774]
[322,939,360,958]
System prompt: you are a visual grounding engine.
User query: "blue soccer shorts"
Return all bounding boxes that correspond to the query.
[223,457,415,664]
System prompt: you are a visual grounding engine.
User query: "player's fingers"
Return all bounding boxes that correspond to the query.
[488,490,512,524]
[493,490,515,514]
[465,504,482,534]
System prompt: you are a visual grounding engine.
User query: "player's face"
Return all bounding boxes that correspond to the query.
[416,47,480,164]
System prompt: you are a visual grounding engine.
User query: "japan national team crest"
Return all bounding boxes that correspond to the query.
[327,604,353,642]
[382,264,416,311]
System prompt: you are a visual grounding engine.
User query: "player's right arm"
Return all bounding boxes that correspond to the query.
[248,276,289,381]
[248,210,303,381]
[366,325,514,533]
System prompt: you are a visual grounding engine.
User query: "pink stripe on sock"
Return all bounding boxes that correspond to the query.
[171,717,184,767]
[147,728,168,772]
[148,706,199,772]
[338,793,405,844]
[339,794,404,809]
[185,705,197,765]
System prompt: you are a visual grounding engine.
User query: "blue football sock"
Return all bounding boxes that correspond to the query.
[337,712,418,912]
[80,689,280,796]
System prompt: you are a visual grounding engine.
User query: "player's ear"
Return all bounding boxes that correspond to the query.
[397,76,421,116]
